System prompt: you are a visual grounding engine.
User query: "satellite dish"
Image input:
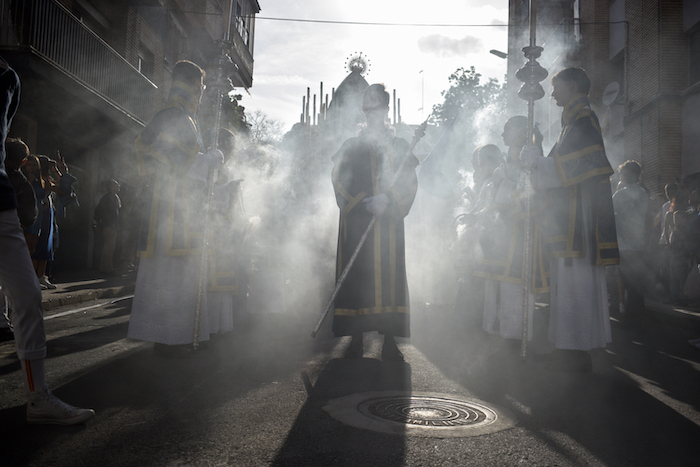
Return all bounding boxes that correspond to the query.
[602,81,620,106]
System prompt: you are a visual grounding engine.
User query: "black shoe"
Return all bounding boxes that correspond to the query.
[543,350,592,373]
[381,339,404,362]
[344,335,363,359]
[154,343,192,359]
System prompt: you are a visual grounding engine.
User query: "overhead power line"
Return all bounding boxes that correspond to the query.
[255,17,628,27]
[255,16,508,27]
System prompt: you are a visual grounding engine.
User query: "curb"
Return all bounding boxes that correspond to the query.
[42,284,136,311]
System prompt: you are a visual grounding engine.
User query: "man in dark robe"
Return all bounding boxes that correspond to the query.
[331,83,418,361]
[522,67,619,373]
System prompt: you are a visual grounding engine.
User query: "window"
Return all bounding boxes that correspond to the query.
[138,43,153,79]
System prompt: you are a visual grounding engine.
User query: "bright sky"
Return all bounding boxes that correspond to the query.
[244,0,510,132]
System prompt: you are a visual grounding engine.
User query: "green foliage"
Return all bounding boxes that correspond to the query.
[431,66,506,126]
[428,66,507,180]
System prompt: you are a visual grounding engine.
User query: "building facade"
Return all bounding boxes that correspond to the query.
[0,0,259,268]
[507,0,698,195]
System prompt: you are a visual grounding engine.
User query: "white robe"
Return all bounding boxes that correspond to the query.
[128,164,212,346]
[479,171,535,341]
[483,279,535,340]
[534,158,612,351]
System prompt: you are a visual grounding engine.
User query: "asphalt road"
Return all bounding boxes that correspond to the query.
[1,295,700,466]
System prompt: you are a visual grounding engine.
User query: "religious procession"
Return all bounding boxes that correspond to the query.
[2,2,700,466]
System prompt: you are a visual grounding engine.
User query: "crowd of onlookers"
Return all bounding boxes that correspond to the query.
[4,139,78,290]
[610,161,700,349]
[3,135,141,288]
[618,174,700,309]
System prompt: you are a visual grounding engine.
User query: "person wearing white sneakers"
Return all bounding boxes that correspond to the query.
[0,56,94,425]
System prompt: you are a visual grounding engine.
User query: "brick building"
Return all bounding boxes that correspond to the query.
[507,0,699,195]
[0,0,260,268]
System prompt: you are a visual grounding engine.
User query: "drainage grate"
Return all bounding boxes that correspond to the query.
[323,391,517,438]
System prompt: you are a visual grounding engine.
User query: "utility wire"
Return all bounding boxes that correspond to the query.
[256,16,507,27]
[255,17,628,27]
[173,10,627,28]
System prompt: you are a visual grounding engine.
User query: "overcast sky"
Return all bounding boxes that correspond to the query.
[242,1,510,132]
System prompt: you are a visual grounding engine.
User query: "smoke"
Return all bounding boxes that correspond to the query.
[216,136,338,324]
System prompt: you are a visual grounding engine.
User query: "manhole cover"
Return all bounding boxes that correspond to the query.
[323,391,517,438]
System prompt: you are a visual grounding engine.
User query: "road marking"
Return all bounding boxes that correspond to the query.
[44,295,134,321]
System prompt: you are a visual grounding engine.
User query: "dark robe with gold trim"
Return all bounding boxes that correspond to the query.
[542,95,619,265]
[534,94,619,351]
[331,129,418,337]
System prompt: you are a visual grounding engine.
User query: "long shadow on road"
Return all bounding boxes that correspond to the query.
[271,340,412,467]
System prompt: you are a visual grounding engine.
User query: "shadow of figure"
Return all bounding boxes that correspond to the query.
[272,343,412,467]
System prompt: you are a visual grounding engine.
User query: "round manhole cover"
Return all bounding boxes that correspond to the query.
[323,391,517,438]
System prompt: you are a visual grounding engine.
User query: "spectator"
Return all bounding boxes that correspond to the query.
[669,209,692,304]
[21,154,42,254]
[612,160,650,323]
[0,54,94,424]
[31,154,59,289]
[2,137,36,334]
[658,183,679,245]
[5,138,36,231]
[53,150,79,219]
[93,179,121,275]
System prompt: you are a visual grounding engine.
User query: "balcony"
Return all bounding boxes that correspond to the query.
[0,0,157,124]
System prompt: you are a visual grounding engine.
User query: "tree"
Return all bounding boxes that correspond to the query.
[431,66,506,126]
[247,109,285,145]
[428,66,507,179]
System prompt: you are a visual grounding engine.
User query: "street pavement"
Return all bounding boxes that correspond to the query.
[0,270,699,466]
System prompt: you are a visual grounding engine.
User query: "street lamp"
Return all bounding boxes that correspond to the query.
[490,49,508,59]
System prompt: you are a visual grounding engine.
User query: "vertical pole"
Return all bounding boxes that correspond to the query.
[515,0,548,358]
[302,96,306,124]
[193,8,236,349]
[320,82,324,120]
[306,87,311,126]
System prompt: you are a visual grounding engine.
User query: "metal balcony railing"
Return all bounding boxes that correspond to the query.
[0,0,156,123]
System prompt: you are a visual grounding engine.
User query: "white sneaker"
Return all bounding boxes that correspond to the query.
[26,389,95,425]
[39,276,57,290]
[688,336,700,346]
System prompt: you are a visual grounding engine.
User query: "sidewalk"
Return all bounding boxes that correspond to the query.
[41,269,137,311]
[38,269,700,330]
